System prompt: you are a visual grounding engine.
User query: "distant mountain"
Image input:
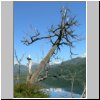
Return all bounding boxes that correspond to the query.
[61,57,86,65]
[40,57,86,94]
[14,57,86,77]
[14,64,38,77]
[46,57,86,79]
[14,57,86,94]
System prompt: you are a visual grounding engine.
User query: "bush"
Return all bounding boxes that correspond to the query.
[14,83,49,98]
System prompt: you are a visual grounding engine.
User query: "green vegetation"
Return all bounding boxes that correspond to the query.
[14,57,86,96]
[41,57,86,94]
[14,83,49,98]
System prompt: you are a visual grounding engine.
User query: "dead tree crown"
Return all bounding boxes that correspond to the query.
[21,7,81,58]
[21,7,84,84]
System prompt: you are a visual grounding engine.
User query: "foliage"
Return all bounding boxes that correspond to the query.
[14,83,49,98]
[14,57,86,95]
[40,57,86,94]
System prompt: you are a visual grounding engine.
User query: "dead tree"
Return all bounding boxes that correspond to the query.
[81,83,86,98]
[14,50,24,83]
[21,7,82,84]
[27,55,33,83]
[70,72,76,98]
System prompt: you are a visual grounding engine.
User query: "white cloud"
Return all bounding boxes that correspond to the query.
[54,60,61,64]
[49,59,62,65]
[80,52,86,58]
[15,60,19,65]
[28,54,31,58]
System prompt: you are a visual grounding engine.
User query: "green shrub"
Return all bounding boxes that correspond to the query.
[14,83,49,98]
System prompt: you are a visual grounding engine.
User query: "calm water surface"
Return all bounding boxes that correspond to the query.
[42,88,81,98]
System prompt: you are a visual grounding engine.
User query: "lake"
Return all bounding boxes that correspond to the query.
[41,88,81,98]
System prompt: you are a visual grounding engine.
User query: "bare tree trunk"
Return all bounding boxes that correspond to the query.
[27,12,67,85]
[16,64,20,84]
[27,60,33,83]
[70,72,76,98]
[29,44,58,84]
[28,33,63,84]
[18,64,20,83]
[14,50,24,84]
[81,85,86,98]
[71,77,74,98]
[28,22,65,85]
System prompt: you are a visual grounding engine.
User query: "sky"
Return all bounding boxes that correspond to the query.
[14,1,86,65]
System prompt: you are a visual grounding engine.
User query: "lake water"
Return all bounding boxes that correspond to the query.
[41,88,81,98]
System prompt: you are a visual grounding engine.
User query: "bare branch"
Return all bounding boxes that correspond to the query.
[59,42,74,47]
[72,37,85,43]
[31,33,40,38]
[19,54,24,62]
[65,16,78,29]
[15,50,20,64]
[49,36,54,45]
[69,47,78,59]
[49,25,60,34]
[14,49,25,64]
[81,85,86,98]
[65,29,74,35]
[21,34,56,46]
[21,7,84,84]
[38,70,48,82]
[38,65,49,82]
[63,35,73,45]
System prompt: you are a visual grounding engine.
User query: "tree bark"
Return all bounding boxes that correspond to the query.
[18,64,20,84]
[70,72,76,98]
[81,85,86,98]
[29,44,57,84]
[28,36,62,84]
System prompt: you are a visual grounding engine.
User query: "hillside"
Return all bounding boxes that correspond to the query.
[40,57,86,94]
[14,64,38,75]
[14,57,86,94]
[14,64,38,83]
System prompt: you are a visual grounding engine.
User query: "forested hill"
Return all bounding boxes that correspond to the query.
[44,57,86,79]
[14,57,86,94]
[61,57,86,65]
[40,57,86,94]
[14,57,86,79]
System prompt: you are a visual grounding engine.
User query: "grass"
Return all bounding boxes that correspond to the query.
[14,83,49,98]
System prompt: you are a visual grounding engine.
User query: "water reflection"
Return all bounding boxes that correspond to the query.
[41,88,81,98]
